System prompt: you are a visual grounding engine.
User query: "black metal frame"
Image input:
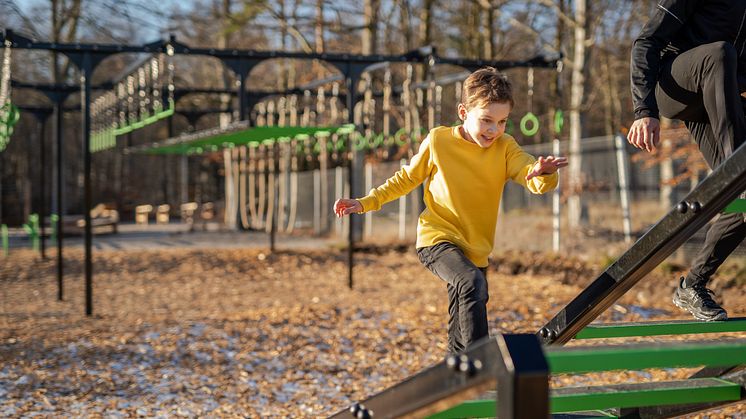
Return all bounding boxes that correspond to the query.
[2,28,559,315]
[329,336,502,419]
[536,141,746,345]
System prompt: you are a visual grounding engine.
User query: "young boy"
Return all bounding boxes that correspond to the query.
[333,67,567,355]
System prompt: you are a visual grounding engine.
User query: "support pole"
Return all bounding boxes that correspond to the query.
[399,158,407,240]
[48,94,68,301]
[65,49,109,316]
[364,161,372,239]
[56,101,63,298]
[615,134,632,243]
[552,138,561,252]
[81,56,94,316]
[37,113,48,259]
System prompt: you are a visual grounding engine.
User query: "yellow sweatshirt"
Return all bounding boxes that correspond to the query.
[357,125,558,267]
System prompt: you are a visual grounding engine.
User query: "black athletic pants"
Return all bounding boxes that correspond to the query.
[655,41,746,287]
[417,242,489,355]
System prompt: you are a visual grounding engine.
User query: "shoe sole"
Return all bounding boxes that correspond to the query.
[672,295,728,322]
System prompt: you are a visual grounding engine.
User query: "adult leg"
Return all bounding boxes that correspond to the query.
[657,41,746,156]
[656,42,746,320]
[657,42,746,281]
[418,242,489,353]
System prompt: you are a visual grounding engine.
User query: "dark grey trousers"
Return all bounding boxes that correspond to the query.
[655,41,746,287]
[417,242,489,355]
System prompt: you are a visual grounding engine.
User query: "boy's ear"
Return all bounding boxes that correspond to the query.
[457,103,467,120]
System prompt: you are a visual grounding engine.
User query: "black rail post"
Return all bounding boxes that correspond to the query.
[495,333,549,418]
[54,98,64,300]
[65,50,111,316]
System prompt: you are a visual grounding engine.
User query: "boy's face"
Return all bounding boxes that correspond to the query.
[457,101,511,148]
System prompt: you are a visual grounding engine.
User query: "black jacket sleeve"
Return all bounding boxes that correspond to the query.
[630,0,698,120]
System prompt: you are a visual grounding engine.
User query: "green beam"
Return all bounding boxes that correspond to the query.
[551,378,740,413]
[144,125,340,155]
[724,199,746,213]
[575,318,746,339]
[426,399,495,419]
[547,341,746,374]
[428,379,738,418]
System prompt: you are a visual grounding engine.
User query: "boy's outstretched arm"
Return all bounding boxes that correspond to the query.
[333,198,362,218]
[525,155,569,181]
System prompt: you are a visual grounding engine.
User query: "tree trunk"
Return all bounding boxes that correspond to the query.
[314,0,325,53]
[479,1,495,59]
[419,0,435,47]
[567,0,590,228]
[362,0,380,54]
[399,0,414,52]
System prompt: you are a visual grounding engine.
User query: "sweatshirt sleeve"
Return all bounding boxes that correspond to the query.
[505,138,558,194]
[630,0,696,120]
[356,134,433,212]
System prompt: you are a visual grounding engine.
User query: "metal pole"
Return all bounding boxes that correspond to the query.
[615,134,632,243]
[347,75,355,289]
[313,169,320,234]
[53,99,65,300]
[81,55,93,316]
[39,115,47,259]
[269,142,277,252]
[364,161,372,239]
[552,138,561,252]
[399,158,407,240]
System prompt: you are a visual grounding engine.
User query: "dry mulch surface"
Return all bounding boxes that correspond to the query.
[1,246,745,417]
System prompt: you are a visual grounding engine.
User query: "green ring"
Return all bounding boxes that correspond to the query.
[353,135,367,151]
[520,112,540,136]
[394,128,408,146]
[505,119,514,135]
[373,133,385,148]
[554,109,564,134]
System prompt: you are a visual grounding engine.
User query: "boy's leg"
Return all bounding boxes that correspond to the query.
[417,242,489,352]
[446,283,463,354]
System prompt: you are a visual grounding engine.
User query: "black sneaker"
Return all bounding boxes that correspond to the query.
[672,278,728,321]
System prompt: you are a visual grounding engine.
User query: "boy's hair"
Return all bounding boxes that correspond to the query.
[461,67,514,110]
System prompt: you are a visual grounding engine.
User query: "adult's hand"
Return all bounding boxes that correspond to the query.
[627,117,661,152]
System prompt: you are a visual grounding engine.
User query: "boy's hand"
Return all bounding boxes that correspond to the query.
[333,198,363,217]
[525,155,569,181]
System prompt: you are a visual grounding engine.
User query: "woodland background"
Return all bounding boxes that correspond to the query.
[0,0,695,228]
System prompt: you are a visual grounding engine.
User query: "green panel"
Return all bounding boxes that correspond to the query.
[551,378,739,413]
[576,318,746,339]
[547,342,746,374]
[724,199,746,213]
[145,125,346,155]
